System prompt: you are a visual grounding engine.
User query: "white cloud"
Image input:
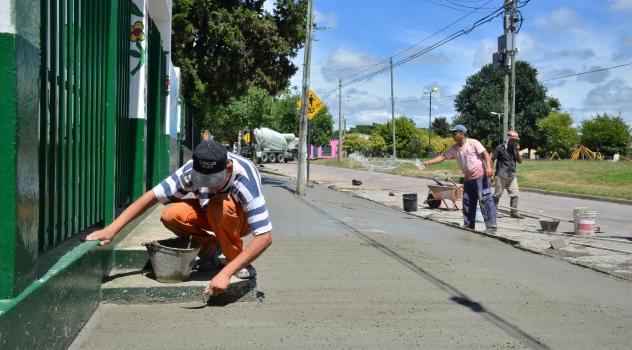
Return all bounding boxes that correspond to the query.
[608,0,632,13]
[262,0,275,14]
[577,66,611,84]
[314,11,338,29]
[533,7,584,36]
[581,79,632,123]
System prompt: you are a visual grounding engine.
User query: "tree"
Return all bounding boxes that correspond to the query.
[368,132,388,156]
[430,136,455,154]
[268,90,301,134]
[579,112,631,156]
[431,116,451,137]
[373,117,417,156]
[453,61,551,151]
[309,104,335,147]
[171,0,307,111]
[342,134,369,154]
[348,123,379,135]
[537,111,579,158]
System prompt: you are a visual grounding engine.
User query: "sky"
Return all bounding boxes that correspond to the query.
[263,0,632,132]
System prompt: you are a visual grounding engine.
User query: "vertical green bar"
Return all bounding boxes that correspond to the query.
[87,0,94,226]
[103,0,118,225]
[78,0,87,231]
[72,0,80,234]
[47,0,58,248]
[38,0,49,251]
[66,0,74,237]
[57,0,66,243]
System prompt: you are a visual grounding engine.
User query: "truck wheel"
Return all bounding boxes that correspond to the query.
[261,153,269,163]
[268,153,277,163]
[277,153,285,163]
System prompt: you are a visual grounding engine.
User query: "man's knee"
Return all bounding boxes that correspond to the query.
[160,205,176,225]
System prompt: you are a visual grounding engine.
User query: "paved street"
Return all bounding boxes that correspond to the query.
[70,168,632,349]
[263,162,632,281]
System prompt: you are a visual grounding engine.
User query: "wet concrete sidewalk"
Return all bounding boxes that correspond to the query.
[260,162,632,281]
[70,167,632,350]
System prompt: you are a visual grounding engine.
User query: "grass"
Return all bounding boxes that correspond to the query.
[311,157,632,201]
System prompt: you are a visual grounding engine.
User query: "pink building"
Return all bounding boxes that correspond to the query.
[309,139,340,159]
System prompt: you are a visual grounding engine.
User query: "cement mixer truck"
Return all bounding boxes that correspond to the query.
[244,127,297,163]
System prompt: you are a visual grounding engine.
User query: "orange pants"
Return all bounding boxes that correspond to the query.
[160,196,250,262]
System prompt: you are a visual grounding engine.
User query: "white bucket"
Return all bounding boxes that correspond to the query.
[573,207,596,236]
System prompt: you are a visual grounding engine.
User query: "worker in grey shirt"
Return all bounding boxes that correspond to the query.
[492,130,524,219]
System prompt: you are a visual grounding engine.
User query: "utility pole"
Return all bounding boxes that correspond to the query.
[494,0,518,139]
[297,0,314,196]
[509,0,518,131]
[390,57,396,158]
[338,78,342,162]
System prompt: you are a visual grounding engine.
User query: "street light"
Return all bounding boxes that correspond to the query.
[490,112,502,145]
[423,87,438,156]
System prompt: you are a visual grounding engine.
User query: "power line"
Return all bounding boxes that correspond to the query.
[542,62,632,82]
[341,3,503,87]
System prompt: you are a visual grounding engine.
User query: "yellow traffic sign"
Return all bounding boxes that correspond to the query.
[243,133,250,143]
[296,90,324,120]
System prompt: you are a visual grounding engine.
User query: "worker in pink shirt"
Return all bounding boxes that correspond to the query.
[422,125,497,233]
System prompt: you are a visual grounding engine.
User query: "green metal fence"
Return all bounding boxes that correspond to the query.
[39,0,129,252]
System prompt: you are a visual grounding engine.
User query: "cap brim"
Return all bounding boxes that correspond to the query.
[191,169,227,188]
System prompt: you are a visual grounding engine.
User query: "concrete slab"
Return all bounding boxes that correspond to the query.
[550,239,568,249]
[105,204,257,305]
[113,206,173,270]
[101,268,258,304]
[259,162,632,282]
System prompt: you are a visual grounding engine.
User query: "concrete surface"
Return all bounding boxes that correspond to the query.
[263,162,632,281]
[101,205,257,305]
[68,170,632,349]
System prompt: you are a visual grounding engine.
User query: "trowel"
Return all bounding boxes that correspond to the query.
[179,289,210,309]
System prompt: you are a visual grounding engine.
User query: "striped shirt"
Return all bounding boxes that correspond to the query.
[153,153,272,236]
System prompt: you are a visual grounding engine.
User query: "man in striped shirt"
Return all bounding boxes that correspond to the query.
[87,140,272,297]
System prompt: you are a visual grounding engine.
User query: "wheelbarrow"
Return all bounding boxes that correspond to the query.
[423,178,463,211]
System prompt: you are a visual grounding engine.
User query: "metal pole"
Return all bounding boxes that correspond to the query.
[498,113,501,145]
[390,57,396,158]
[296,0,314,196]
[510,0,518,130]
[428,91,432,156]
[510,41,517,130]
[503,0,510,139]
[338,78,342,161]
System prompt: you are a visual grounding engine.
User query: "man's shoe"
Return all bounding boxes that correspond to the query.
[484,227,497,234]
[510,197,525,219]
[193,244,225,271]
[193,258,219,272]
[234,265,257,279]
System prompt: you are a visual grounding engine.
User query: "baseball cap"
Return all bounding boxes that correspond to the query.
[507,130,520,140]
[449,125,467,134]
[191,140,228,188]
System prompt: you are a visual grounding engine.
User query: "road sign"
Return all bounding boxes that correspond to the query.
[243,133,250,143]
[296,90,324,120]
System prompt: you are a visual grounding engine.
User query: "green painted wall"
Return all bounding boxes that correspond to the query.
[0,209,154,349]
[0,0,40,299]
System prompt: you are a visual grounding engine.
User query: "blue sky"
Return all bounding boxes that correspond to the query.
[264,0,632,131]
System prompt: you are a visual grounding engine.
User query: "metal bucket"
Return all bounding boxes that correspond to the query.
[539,218,560,232]
[142,238,201,283]
[403,193,418,212]
[573,207,596,236]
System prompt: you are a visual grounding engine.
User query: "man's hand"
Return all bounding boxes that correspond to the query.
[515,143,521,152]
[485,167,494,181]
[85,228,117,246]
[204,273,231,297]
